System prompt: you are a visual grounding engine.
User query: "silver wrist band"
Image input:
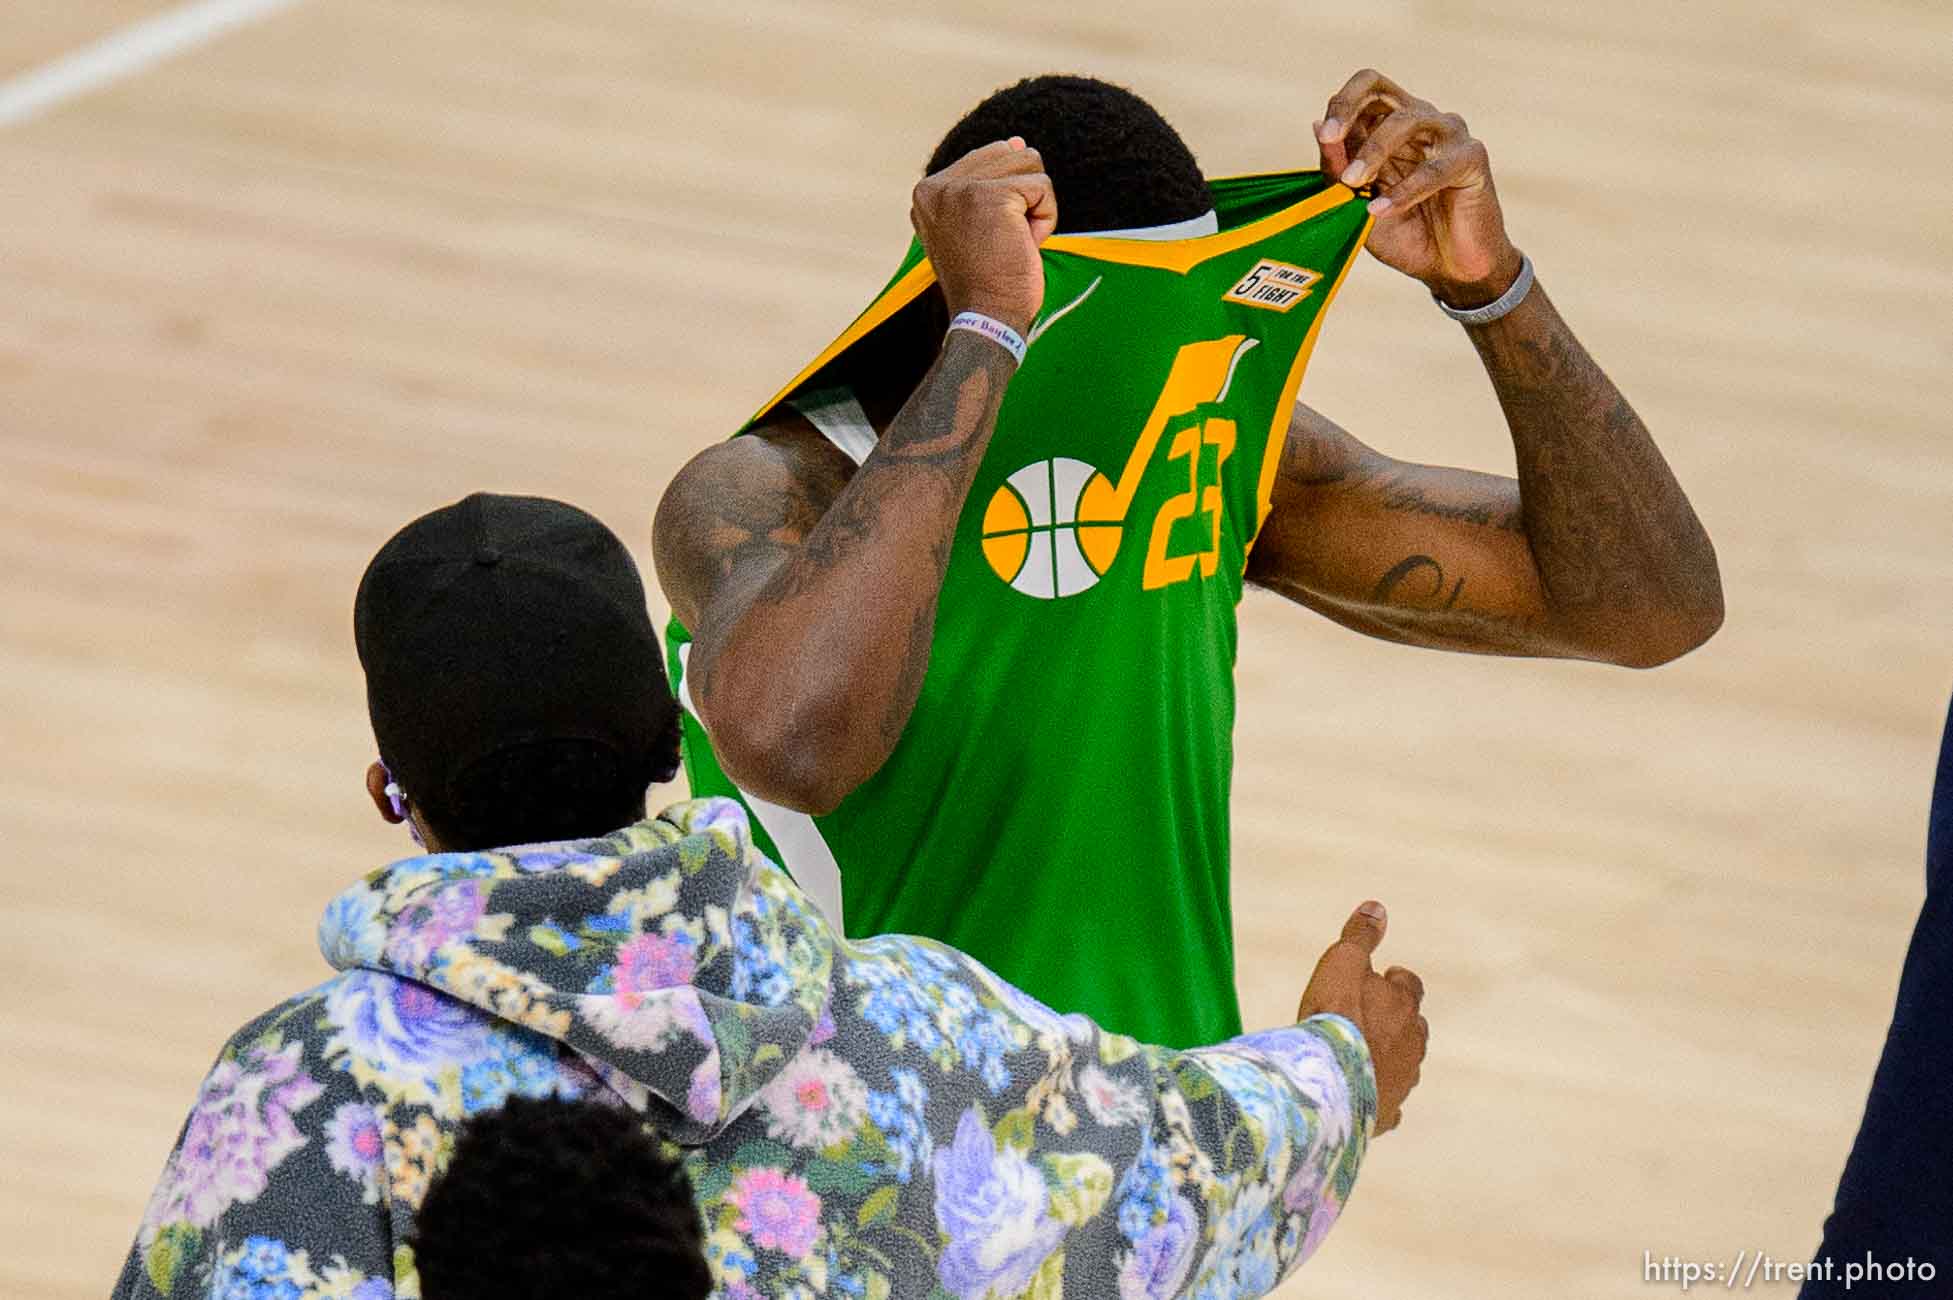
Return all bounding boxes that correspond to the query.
[1433,252,1534,326]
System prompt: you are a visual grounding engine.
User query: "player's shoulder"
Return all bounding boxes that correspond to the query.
[652,414,860,625]
[661,413,854,518]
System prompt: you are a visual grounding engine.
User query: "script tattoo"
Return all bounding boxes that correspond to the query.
[1373,471,1523,532]
[1371,554,1464,608]
[1364,550,1548,655]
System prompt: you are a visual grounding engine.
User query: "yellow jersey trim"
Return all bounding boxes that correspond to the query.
[746,177,1362,430]
[1245,208,1374,559]
[1040,183,1356,273]
[745,257,941,428]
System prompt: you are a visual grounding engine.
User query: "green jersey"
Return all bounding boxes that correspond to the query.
[669,171,1369,1047]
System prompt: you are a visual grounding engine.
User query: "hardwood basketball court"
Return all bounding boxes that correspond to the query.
[3,2,1949,1296]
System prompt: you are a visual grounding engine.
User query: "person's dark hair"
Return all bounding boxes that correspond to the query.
[926,75,1210,233]
[411,1096,712,1300]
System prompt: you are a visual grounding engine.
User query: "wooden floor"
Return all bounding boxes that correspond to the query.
[4,2,1950,1296]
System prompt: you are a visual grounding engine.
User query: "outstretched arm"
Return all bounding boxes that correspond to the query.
[1147,1015,1376,1290]
[653,140,1055,813]
[1127,903,1425,1294]
[1248,70,1722,668]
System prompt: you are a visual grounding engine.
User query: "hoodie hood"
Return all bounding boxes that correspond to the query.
[318,798,834,1143]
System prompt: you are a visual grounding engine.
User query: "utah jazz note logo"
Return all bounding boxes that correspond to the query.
[981,335,1261,599]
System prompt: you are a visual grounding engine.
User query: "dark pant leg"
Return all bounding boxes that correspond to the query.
[1799,693,1953,1296]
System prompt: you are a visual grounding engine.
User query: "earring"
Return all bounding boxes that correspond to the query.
[379,760,410,820]
[378,759,424,848]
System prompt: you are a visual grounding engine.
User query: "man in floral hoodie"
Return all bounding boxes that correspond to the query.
[113,467,1428,1297]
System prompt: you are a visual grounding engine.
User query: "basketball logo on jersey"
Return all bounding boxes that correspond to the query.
[980,459,1122,599]
[979,334,1265,600]
[1223,259,1320,312]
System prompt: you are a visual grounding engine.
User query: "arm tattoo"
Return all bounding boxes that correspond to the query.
[666,331,1015,803]
[774,341,1007,597]
[885,581,942,746]
[1371,470,1523,533]
[1248,405,1547,652]
[1248,280,1718,664]
[702,471,827,589]
[1370,554,1464,608]
[1468,279,1722,634]
[1354,550,1551,656]
[652,427,846,633]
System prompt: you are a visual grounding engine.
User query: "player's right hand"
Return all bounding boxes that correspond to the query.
[1296,901,1429,1135]
[911,138,1056,339]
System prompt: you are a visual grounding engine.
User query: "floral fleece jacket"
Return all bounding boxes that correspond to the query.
[113,798,1376,1300]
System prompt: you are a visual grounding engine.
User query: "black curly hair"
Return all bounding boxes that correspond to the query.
[926,75,1210,233]
[411,1096,712,1300]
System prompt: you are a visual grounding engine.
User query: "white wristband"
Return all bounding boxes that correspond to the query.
[946,311,1028,365]
[1432,253,1534,326]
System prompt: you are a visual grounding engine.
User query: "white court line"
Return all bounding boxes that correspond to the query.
[0,0,307,129]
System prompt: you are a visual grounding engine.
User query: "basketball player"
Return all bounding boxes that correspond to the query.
[653,71,1725,1048]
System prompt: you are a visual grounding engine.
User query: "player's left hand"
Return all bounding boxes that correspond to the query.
[1315,69,1524,308]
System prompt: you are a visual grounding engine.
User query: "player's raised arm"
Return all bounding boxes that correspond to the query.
[1246,70,1723,669]
[653,140,1055,814]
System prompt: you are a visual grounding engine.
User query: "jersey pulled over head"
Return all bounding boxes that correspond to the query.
[670,77,1374,1048]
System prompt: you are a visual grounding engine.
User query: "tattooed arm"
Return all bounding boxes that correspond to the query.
[1245,69,1723,667]
[652,139,1055,812]
[655,337,1013,811]
[1248,277,1724,665]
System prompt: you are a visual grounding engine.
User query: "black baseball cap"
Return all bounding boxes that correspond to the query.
[354,493,677,841]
